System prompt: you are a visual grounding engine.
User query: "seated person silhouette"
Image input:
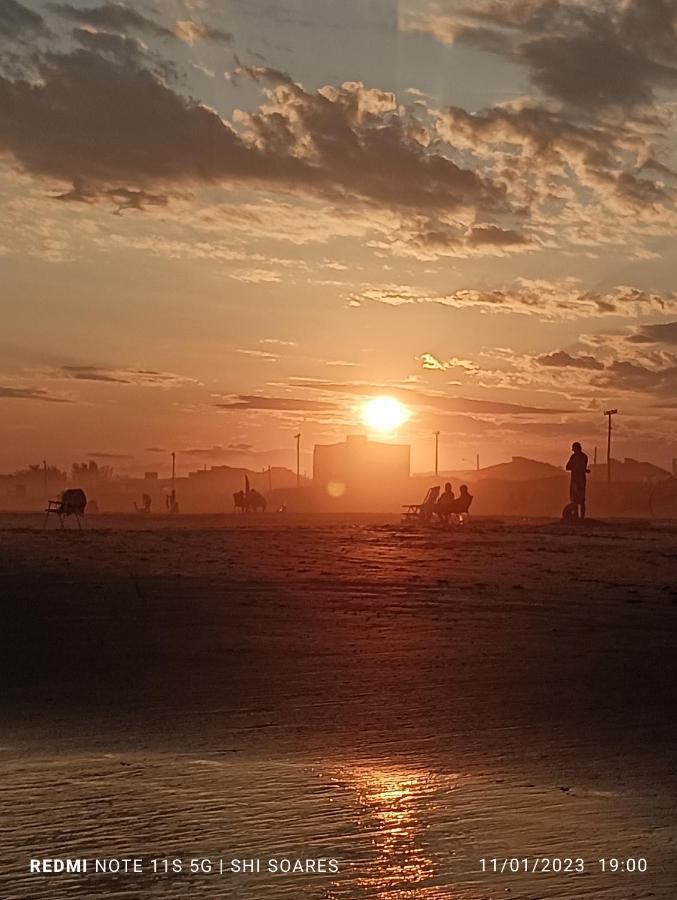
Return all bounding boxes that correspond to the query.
[436,482,455,524]
[451,484,473,518]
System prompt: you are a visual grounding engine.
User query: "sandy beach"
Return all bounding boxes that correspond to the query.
[1,514,676,899]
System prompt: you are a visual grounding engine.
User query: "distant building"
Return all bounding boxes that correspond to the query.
[313,435,410,506]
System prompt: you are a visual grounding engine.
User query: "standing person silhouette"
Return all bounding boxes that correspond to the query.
[566,441,590,520]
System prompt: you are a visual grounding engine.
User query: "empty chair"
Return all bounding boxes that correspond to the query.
[44,488,87,529]
[402,485,440,522]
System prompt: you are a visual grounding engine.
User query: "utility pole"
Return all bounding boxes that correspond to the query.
[433,431,440,476]
[43,459,47,497]
[267,465,272,492]
[294,433,301,489]
[604,409,618,486]
[593,446,597,465]
[476,453,480,472]
[169,450,177,513]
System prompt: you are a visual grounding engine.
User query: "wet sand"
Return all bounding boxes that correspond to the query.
[1,514,676,898]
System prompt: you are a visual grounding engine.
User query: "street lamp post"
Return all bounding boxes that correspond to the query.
[294,433,301,489]
[433,431,440,476]
[604,409,618,486]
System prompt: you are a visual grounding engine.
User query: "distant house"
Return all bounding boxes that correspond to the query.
[313,435,410,504]
[590,458,671,483]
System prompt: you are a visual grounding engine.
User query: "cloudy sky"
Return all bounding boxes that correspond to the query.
[2,0,677,475]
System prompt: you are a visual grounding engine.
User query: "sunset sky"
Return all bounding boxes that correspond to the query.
[2,0,677,475]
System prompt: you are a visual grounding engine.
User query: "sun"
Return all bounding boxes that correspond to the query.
[362,396,410,433]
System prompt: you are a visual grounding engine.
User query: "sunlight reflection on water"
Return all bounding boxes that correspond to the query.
[330,763,462,899]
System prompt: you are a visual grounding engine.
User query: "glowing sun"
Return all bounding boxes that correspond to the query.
[362,396,410,433]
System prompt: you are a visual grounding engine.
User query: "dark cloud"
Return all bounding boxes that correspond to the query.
[215,395,338,411]
[60,365,189,385]
[0,0,47,38]
[54,177,168,212]
[627,321,677,345]
[61,365,129,383]
[0,49,517,239]
[178,444,294,463]
[405,0,677,111]
[85,451,134,459]
[594,359,677,395]
[536,350,604,370]
[70,26,149,63]
[49,3,174,38]
[0,385,73,402]
[467,224,531,247]
[0,50,274,193]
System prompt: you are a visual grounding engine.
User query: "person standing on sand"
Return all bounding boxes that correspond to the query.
[566,441,590,520]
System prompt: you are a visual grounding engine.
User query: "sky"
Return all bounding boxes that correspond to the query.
[1,0,677,476]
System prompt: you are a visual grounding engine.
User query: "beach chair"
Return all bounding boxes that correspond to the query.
[402,486,440,522]
[44,488,87,529]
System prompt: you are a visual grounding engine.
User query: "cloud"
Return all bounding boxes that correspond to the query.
[433,102,676,244]
[595,358,677,396]
[60,365,191,386]
[229,269,281,283]
[85,451,134,459]
[401,0,677,112]
[2,4,673,263]
[0,49,523,253]
[350,279,677,320]
[49,3,174,39]
[0,385,73,402]
[536,350,604,370]
[0,49,272,196]
[215,394,338,411]
[288,377,568,414]
[236,348,279,361]
[627,321,677,345]
[419,353,478,372]
[173,19,232,45]
[0,0,48,38]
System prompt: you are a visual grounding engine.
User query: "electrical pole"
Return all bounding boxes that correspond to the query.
[476,453,480,472]
[268,465,272,492]
[433,431,440,476]
[294,433,301,489]
[604,409,618,486]
[170,450,177,513]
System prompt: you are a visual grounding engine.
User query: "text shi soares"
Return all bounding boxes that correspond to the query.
[231,858,339,874]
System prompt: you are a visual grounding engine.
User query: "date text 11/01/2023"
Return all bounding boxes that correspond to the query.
[480,858,648,874]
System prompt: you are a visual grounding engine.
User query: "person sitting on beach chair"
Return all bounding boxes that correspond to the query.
[402,485,440,522]
[451,484,473,522]
[435,482,456,524]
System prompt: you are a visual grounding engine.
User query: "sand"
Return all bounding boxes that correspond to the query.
[1,513,676,898]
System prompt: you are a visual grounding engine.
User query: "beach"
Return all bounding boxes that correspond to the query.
[1,514,676,899]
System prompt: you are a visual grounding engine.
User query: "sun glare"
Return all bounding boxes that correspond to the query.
[362,396,410,433]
